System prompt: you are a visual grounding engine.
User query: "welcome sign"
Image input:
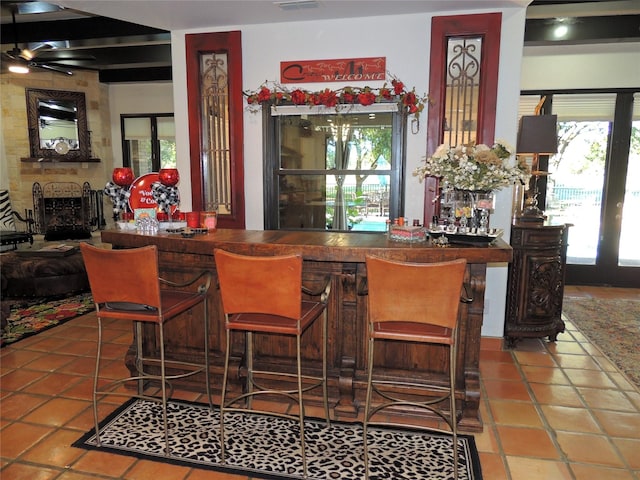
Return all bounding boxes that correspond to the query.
[280,57,386,84]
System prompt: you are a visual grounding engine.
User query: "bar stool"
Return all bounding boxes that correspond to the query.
[80,243,212,456]
[363,255,468,480]
[214,248,331,478]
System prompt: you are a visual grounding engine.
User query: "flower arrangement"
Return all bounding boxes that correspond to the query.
[413,141,530,192]
[244,75,428,120]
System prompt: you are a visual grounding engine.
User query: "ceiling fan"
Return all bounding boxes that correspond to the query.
[2,4,95,75]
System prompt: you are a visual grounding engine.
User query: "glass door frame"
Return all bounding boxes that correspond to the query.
[522,88,639,287]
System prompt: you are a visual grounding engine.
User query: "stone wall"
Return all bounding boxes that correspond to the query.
[0,69,113,227]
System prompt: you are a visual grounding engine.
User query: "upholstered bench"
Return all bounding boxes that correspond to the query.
[0,249,90,299]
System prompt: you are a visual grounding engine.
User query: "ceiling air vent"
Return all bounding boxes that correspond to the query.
[274,0,319,11]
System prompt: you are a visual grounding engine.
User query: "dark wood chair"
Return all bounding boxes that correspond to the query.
[363,255,468,480]
[0,190,34,251]
[214,248,331,478]
[80,243,212,456]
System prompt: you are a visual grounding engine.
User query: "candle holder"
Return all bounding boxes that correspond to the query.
[158,168,180,187]
[112,167,134,187]
[107,167,134,221]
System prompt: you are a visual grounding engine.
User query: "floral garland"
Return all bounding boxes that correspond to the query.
[244,75,428,121]
[413,141,531,192]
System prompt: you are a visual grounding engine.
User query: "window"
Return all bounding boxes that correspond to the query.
[263,104,406,232]
[121,114,176,177]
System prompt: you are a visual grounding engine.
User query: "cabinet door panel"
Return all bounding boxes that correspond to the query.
[505,224,568,347]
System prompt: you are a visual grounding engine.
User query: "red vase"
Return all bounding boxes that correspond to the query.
[158,168,180,186]
[112,167,134,186]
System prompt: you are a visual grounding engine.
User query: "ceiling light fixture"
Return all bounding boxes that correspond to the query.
[274,0,319,11]
[553,24,569,38]
[8,63,29,74]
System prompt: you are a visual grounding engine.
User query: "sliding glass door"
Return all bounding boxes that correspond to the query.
[521,90,639,287]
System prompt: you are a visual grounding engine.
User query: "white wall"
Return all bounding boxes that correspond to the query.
[522,42,640,90]
[167,8,528,337]
[107,82,174,170]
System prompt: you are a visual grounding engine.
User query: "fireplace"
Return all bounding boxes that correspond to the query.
[32,182,96,240]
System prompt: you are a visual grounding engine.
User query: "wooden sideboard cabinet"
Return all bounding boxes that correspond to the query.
[504,223,570,348]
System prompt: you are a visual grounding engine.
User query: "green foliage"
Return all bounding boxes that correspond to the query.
[160,140,177,168]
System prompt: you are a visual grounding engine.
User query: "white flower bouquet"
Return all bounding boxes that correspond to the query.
[413,141,530,191]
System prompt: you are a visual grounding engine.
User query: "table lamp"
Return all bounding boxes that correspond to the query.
[516,113,558,223]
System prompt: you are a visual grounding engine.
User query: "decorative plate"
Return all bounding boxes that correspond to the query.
[54,140,70,155]
[128,173,179,214]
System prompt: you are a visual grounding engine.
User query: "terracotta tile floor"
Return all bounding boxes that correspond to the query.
[1,285,639,479]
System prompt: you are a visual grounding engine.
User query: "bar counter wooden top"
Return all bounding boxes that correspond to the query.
[101,228,512,432]
[102,228,512,263]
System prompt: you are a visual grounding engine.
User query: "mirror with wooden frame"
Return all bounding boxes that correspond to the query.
[25,88,97,162]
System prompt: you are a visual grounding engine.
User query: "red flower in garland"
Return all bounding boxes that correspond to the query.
[392,79,405,95]
[357,91,376,106]
[290,89,307,105]
[379,87,392,100]
[318,89,338,107]
[341,90,356,104]
[403,91,417,108]
[257,86,272,102]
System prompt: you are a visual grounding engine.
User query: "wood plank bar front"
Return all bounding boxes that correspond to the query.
[101,229,512,432]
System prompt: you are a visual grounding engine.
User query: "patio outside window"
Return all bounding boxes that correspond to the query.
[264,104,406,232]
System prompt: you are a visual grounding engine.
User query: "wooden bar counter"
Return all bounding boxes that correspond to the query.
[101,229,512,432]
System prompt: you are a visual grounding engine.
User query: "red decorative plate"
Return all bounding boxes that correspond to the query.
[128,173,179,213]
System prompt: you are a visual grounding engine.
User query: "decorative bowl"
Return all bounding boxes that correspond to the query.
[158,168,180,186]
[112,167,134,186]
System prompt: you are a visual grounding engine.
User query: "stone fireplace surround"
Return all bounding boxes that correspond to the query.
[1,70,113,230]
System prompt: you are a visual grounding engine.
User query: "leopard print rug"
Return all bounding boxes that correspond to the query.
[74,399,482,480]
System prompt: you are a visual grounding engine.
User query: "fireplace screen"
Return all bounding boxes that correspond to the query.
[32,182,93,241]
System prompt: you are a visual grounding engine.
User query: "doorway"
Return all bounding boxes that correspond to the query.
[521,90,639,287]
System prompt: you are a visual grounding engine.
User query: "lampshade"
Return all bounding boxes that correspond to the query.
[517,115,558,155]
